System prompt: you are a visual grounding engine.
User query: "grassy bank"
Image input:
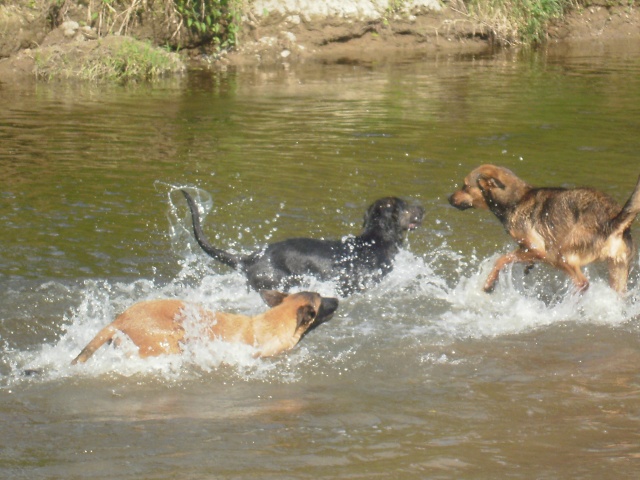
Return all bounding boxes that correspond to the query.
[3,0,638,84]
[44,0,637,50]
[457,0,637,45]
[33,36,185,82]
[45,0,243,49]
[463,0,574,45]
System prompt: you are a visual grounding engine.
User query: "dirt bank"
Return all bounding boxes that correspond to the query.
[0,1,639,84]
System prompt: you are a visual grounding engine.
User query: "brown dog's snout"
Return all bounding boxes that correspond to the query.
[448,191,473,210]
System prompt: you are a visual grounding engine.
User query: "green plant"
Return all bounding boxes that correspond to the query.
[387,0,407,13]
[465,0,571,45]
[34,37,184,82]
[172,0,242,48]
[86,37,181,81]
[382,0,407,27]
[86,0,242,50]
[520,0,565,43]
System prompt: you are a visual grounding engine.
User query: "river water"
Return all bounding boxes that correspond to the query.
[1,40,640,478]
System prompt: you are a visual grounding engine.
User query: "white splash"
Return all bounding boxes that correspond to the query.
[6,208,640,386]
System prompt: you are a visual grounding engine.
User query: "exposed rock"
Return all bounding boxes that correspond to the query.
[250,0,442,19]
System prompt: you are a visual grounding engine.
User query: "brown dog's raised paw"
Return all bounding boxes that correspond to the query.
[483,283,496,294]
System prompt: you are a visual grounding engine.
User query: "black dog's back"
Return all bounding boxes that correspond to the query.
[181,190,423,296]
[245,236,396,294]
[244,238,340,291]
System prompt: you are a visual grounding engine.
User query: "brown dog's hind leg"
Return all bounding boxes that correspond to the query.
[557,261,589,293]
[607,259,630,294]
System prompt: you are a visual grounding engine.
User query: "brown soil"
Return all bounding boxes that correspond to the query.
[0,2,639,84]
[228,7,493,67]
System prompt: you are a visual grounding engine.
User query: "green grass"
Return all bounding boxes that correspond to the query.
[465,0,573,45]
[34,37,185,83]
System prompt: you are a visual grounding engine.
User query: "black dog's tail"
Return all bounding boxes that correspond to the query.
[610,174,640,236]
[181,189,242,270]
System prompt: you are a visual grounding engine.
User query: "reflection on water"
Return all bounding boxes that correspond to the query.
[1,42,640,478]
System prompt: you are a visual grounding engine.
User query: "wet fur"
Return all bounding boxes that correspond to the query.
[449,164,640,293]
[182,190,424,296]
[71,290,339,364]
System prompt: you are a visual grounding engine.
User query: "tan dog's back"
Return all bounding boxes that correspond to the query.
[71,291,338,364]
[72,299,197,364]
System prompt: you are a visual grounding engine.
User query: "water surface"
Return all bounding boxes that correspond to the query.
[1,40,640,478]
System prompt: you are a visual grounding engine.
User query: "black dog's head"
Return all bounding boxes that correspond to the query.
[362,197,424,244]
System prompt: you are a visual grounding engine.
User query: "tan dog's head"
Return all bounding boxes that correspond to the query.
[260,290,339,334]
[448,164,531,212]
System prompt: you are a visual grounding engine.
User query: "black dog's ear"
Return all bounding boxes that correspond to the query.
[296,305,317,329]
[477,174,505,190]
[260,290,288,308]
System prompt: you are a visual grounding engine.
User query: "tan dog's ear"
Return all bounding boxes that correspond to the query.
[260,290,289,307]
[296,305,317,329]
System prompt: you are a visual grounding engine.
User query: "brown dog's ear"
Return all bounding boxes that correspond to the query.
[477,174,505,191]
[296,305,317,330]
[260,290,289,308]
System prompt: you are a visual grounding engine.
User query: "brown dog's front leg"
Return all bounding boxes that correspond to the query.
[484,253,515,292]
[484,249,543,293]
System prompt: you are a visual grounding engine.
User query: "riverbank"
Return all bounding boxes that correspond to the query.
[230,2,640,67]
[0,0,639,83]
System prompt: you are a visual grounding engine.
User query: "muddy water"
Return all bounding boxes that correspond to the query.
[2,40,640,478]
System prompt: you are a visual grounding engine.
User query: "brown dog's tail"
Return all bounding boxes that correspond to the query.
[181,189,242,270]
[610,174,640,236]
[71,325,118,365]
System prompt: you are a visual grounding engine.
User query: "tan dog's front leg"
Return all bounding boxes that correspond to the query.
[484,249,543,293]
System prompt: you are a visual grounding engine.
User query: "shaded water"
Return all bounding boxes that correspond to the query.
[2,40,640,478]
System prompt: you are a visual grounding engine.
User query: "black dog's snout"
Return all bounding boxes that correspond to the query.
[413,205,425,222]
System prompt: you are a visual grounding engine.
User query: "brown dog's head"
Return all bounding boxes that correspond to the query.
[448,164,531,213]
[260,290,339,333]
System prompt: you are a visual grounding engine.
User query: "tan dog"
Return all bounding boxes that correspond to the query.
[449,164,640,294]
[71,290,339,364]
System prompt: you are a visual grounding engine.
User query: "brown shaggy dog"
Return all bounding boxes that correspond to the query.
[449,164,640,294]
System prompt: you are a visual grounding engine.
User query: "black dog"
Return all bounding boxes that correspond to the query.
[181,190,424,296]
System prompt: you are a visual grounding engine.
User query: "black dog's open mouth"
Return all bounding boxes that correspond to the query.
[406,207,425,230]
